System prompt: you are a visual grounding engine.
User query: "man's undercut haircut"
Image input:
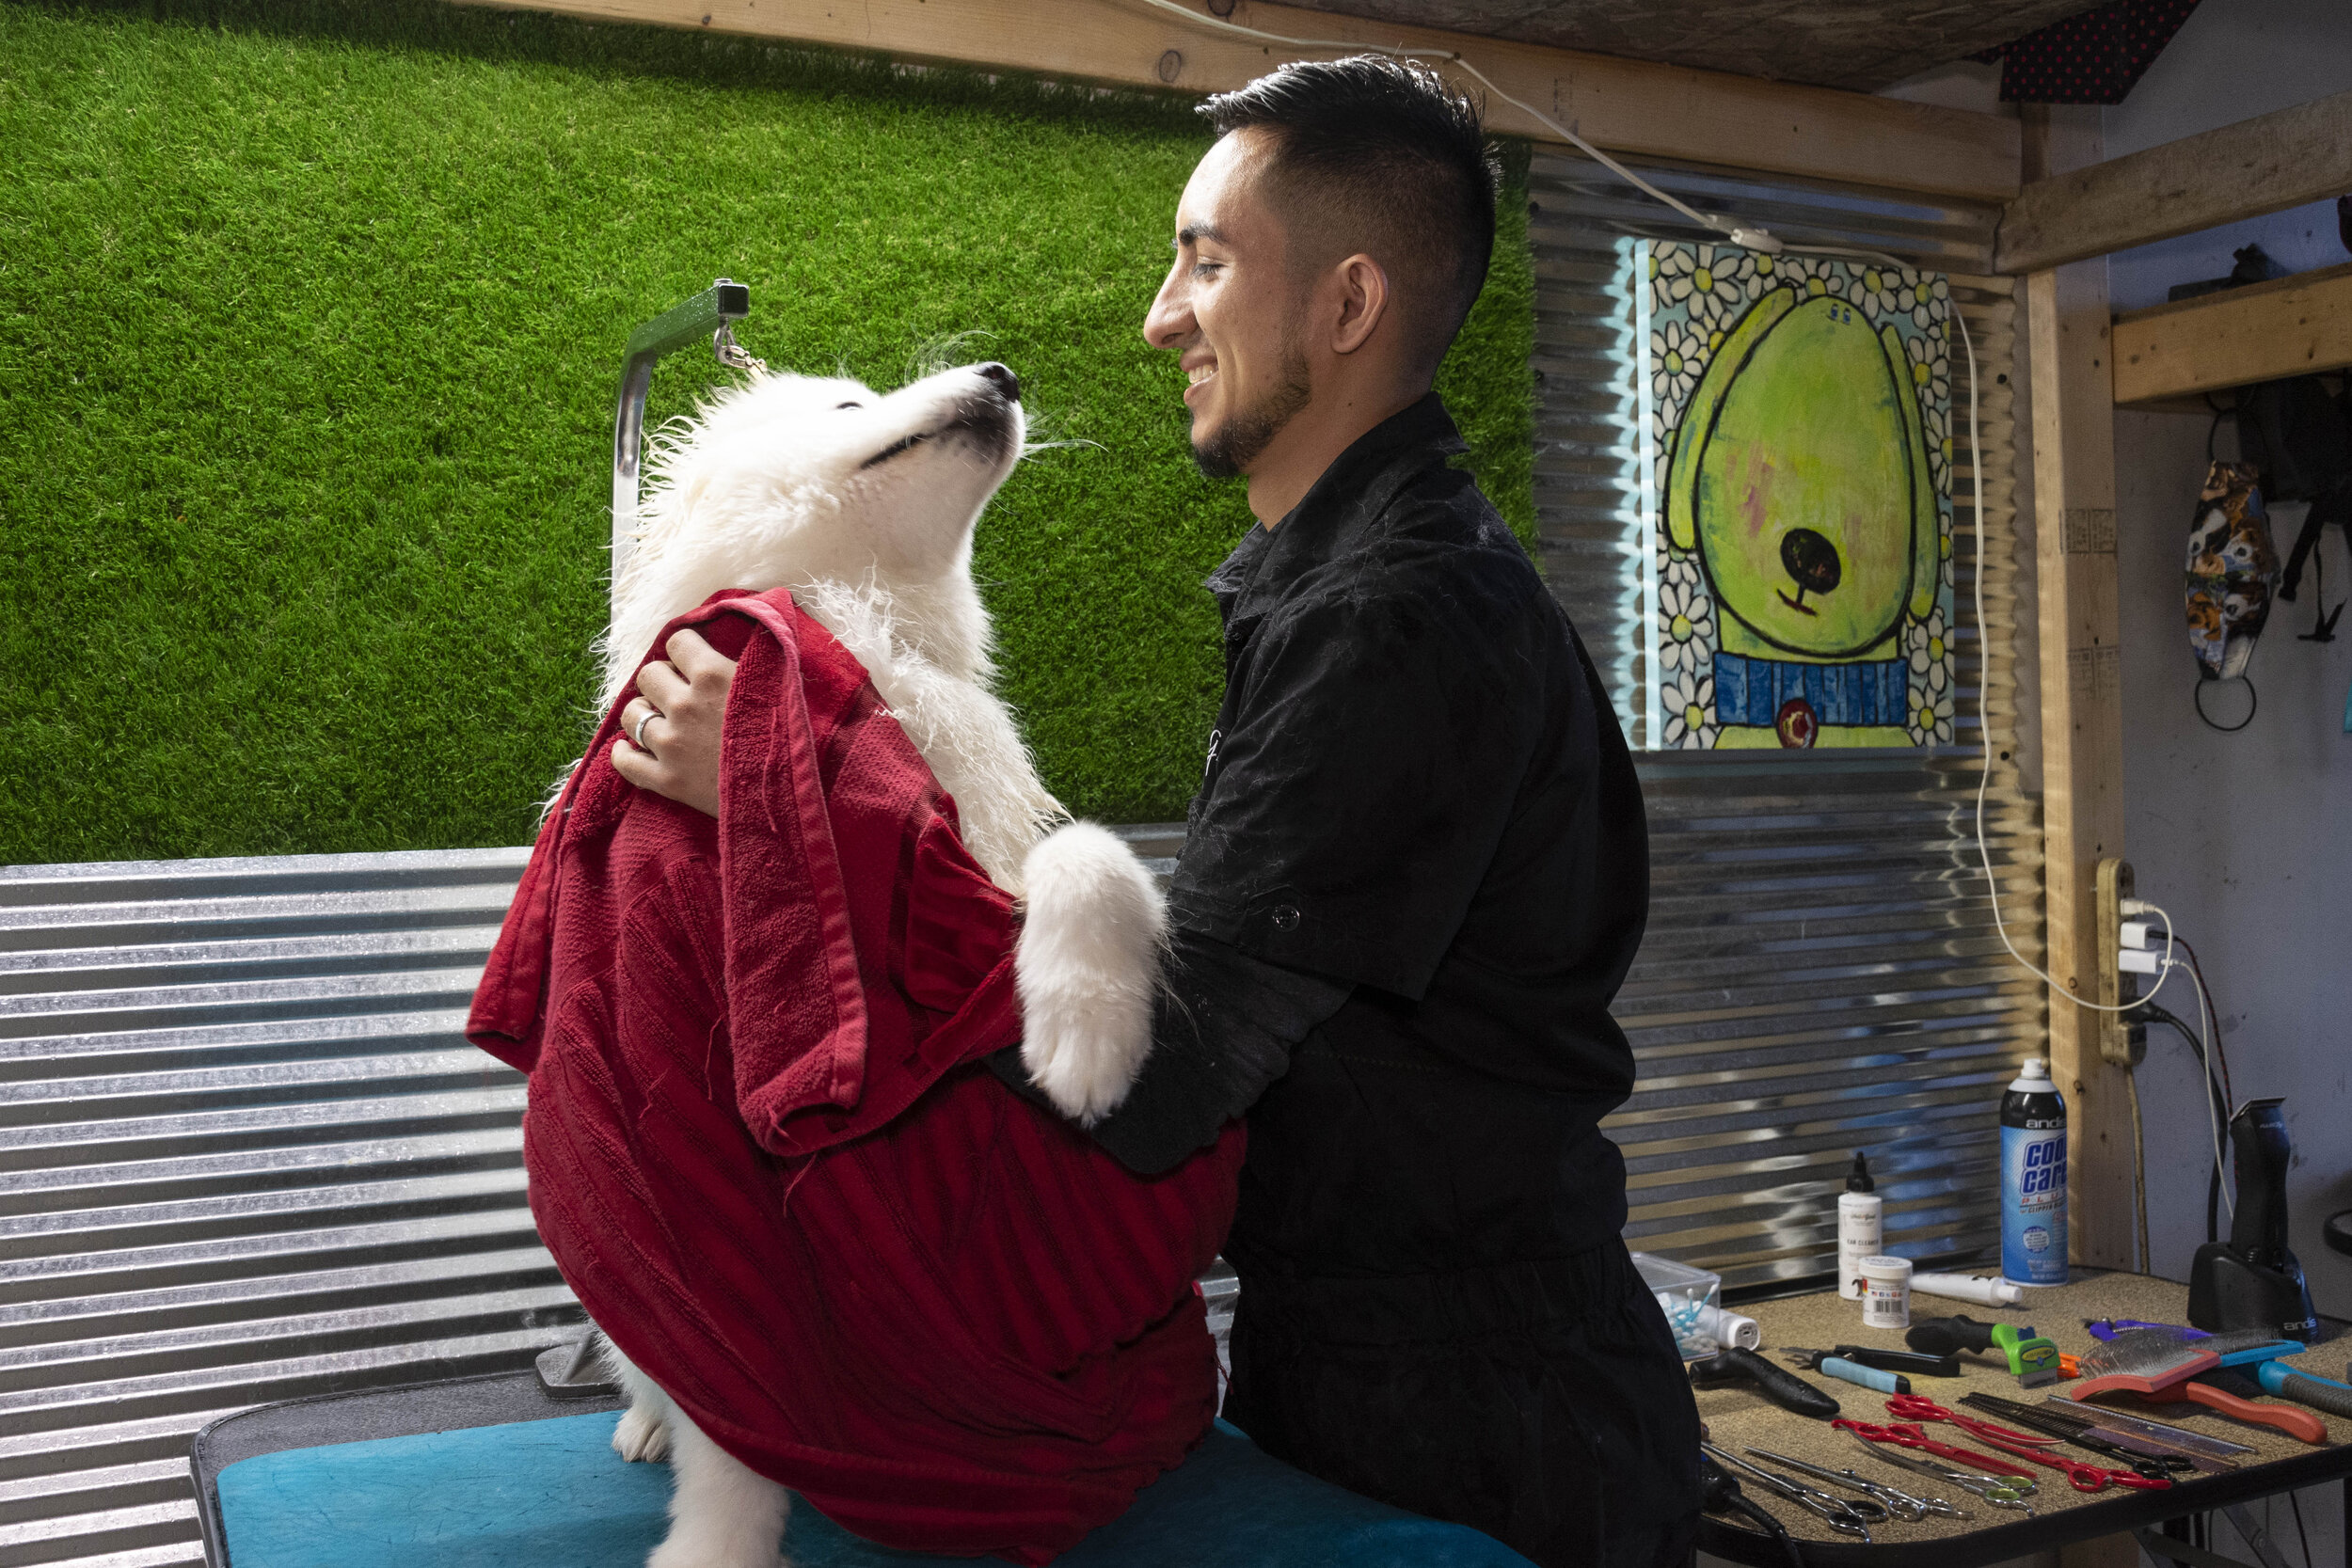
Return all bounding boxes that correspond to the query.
[1203,56,1496,373]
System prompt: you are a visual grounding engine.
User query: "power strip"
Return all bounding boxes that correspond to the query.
[2093,858,2147,1068]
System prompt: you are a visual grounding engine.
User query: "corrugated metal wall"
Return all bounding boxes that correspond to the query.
[1525,150,2049,1291]
[0,832,1193,1568]
[1,849,548,1567]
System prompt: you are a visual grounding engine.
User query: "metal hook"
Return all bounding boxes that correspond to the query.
[714,321,767,374]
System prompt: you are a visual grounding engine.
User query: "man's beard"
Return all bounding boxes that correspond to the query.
[1191,343,1311,480]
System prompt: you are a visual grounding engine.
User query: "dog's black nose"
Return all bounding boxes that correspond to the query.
[975,362,1022,404]
[1780,528,1841,594]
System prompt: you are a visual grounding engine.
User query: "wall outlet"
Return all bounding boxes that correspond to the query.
[2093,857,2145,1068]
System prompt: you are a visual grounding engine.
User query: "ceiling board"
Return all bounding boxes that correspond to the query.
[1268,0,2106,91]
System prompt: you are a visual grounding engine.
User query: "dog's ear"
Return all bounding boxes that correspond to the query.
[1666,287,1794,554]
[1882,320,1942,623]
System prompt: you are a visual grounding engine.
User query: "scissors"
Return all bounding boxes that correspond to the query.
[1833,1420,2039,1513]
[1883,1393,2173,1493]
[1743,1447,1969,1522]
[1703,1442,1881,1540]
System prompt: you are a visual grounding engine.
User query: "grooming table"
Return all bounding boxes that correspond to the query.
[191,1373,1535,1568]
[1692,1270,2352,1568]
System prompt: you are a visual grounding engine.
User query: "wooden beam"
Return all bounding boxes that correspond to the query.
[2112,261,2352,407]
[2023,107,2136,1276]
[1996,88,2352,275]
[452,0,2022,201]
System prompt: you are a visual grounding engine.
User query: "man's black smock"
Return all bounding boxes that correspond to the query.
[993,393,1696,1567]
[1158,391,1648,1275]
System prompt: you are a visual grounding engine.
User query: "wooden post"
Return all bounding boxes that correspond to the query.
[2022,105,2137,1277]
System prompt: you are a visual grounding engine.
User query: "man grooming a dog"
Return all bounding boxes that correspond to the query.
[614,55,1697,1568]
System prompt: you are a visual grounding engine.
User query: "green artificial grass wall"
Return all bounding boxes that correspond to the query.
[0,0,1534,862]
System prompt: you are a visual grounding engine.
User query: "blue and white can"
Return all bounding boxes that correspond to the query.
[2000,1057,2068,1286]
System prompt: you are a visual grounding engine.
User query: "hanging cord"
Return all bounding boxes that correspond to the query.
[2135,999,2233,1249]
[1129,0,2172,1020]
[2170,936,2234,1106]
[2124,1067,2150,1273]
[1696,1455,1807,1568]
[2169,958,2234,1222]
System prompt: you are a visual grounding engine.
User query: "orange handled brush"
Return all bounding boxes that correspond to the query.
[2073,1330,2326,1444]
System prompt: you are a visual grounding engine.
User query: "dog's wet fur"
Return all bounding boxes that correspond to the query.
[587,362,1165,1568]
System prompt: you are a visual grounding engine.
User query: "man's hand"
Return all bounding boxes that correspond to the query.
[612,628,738,818]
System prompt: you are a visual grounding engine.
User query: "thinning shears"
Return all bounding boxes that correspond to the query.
[1743,1447,1969,1522]
[1833,1419,2039,1513]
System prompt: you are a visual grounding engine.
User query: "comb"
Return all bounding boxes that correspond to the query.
[2074,1330,2325,1444]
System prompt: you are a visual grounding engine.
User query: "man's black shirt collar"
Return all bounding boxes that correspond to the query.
[1204,391,1470,625]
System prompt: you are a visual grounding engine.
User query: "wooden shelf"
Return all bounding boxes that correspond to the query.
[2111,261,2352,408]
[451,0,2021,201]
[1996,88,2352,275]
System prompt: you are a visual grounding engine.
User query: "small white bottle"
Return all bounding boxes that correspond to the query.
[1837,1151,1883,1301]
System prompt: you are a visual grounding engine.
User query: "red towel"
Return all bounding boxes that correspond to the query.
[468,588,1243,1562]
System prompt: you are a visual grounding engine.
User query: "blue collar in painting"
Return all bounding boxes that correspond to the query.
[1714,650,1909,729]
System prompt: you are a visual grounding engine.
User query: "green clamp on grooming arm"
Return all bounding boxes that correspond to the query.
[1907,1314,2061,1386]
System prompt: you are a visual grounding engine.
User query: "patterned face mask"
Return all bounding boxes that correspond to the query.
[2186,461,2279,684]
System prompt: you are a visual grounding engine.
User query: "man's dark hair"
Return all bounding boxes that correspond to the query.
[1202,56,1496,372]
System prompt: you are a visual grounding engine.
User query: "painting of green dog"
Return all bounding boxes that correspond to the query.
[1629,242,1957,751]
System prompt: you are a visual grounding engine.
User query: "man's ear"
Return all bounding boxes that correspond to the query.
[1329,253,1391,356]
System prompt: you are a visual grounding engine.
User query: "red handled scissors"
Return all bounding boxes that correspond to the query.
[1832,1418,2040,1480]
[1883,1395,2171,1493]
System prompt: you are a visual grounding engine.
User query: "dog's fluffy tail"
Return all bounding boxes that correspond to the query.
[1013,823,1166,1125]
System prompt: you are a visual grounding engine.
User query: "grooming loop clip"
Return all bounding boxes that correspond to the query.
[713,321,768,374]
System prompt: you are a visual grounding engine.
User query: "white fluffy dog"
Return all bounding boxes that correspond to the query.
[590,360,1164,1568]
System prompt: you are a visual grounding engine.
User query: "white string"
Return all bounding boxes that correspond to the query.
[1131,0,2173,1018]
[1123,0,1779,250]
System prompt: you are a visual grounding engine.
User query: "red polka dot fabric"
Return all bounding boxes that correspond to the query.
[1973,0,2203,104]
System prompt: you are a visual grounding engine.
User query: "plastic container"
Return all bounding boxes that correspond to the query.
[2000,1057,2070,1287]
[1631,1252,1756,1358]
[1859,1255,1913,1330]
[1836,1151,1883,1301]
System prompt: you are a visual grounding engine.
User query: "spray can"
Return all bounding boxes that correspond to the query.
[2000,1058,2069,1287]
[1836,1152,1883,1301]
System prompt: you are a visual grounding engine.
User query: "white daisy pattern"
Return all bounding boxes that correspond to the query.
[1907,326,1951,409]
[1650,320,1705,410]
[1659,562,1716,674]
[1662,245,1744,331]
[1729,250,1789,301]
[1661,670,1718,750]
[1906,678,1956,746]
[1857,267,1901,322]
[1906,610,1951,695]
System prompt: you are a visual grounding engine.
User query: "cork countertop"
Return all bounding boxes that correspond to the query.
[1692,1271,2350,1566]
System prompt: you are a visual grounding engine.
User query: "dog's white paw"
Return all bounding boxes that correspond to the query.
[613,1402,672,1463]
[1015,822,1166,1125]
[646,1538,786,1568]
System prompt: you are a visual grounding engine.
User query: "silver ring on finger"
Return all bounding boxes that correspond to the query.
[632,708,661,752]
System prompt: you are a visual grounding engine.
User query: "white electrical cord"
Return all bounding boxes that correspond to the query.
[1132,0,2173,1018]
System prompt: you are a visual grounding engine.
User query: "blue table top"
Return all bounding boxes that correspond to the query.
[216,1410,1535,1568]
